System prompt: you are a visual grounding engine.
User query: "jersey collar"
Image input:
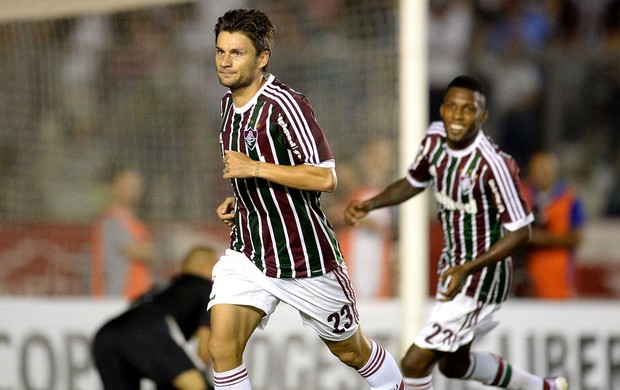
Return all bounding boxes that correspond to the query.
[233,74,275,114]
[445,130,485,158]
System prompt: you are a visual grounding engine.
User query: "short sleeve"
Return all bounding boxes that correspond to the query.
[275,94,334,165]
[485,156,533,231]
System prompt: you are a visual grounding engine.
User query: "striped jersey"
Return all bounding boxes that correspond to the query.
[407,121,533,303]
[218,74,344,279]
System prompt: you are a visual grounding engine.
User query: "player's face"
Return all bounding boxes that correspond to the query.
[215,31,268,92]
[440,87,489,150]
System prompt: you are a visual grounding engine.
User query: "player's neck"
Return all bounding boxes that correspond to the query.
[231,75,268,108]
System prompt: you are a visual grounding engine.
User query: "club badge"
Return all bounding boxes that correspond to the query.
[244,127,257,150]
[459,173,477,195]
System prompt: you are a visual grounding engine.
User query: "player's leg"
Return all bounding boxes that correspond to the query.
[207,250,281,389]
[208,303,263,389]
[401,294,499,390]
[440,343,568,390]
[209,303,263,371]
[322,327,404,390]
[401,343,444,390]
[270,266,403,389]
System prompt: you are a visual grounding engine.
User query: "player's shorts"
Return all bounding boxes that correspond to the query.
[92,305,197,389]
[413,293,500,352]
[208,249,359,341]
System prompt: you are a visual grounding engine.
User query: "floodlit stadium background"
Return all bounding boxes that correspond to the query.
[1,1,619,389]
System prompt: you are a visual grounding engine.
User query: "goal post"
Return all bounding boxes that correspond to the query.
[398,0,430,354]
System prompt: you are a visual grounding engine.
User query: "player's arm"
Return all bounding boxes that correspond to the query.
[530,226,583,249]
[222,150,336,192]
[439,224,531,301]
[344,178,424,226]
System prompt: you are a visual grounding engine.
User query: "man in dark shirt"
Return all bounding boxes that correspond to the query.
[92,246,218,390]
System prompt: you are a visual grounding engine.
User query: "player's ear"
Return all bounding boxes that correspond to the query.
[258,50,270,70]
[480,109,489,124]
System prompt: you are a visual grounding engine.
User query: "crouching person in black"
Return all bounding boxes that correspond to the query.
[92,245,218,390]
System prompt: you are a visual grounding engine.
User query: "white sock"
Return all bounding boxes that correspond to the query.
[465,352,543,390]
[403,374,433,390]
[213,364,252,389]
[357,339,404,389]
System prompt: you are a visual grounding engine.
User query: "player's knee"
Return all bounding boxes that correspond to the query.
[323,332,370,369]
[207,336,242,363]
[400,348,434,377]
[335,348,367,368]
[438,358,468,379]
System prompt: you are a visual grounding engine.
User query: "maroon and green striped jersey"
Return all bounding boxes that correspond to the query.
[407,121,533,303]
[218,75,344,279]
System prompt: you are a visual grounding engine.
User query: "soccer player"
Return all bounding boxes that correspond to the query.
[344,76,568,390]
[92,245,218,390]
[208,8,404,390]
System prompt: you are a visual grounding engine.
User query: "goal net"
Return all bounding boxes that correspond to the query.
[0,0,400,295]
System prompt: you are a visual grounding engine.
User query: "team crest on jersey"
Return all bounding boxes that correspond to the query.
[244,127,258,150]
[459,173,476,194]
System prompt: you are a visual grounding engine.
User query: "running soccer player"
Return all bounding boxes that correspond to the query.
[208,8,404,390]
[345,75,568,390]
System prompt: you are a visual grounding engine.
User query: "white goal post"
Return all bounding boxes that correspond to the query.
[398,0,430,355]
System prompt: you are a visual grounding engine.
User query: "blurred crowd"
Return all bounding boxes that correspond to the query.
[0,0,618,224]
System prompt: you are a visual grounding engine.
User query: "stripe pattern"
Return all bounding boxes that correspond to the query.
[407,121,532,303]
[358,340,386,379]
[218,75,344,279]
[213,365,250,388]
[333,266,360,323]
[490,355,512,387]
[403,375,433,390]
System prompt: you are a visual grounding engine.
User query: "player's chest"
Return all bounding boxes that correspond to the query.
[429,156,485,198]
[220,105,275,154]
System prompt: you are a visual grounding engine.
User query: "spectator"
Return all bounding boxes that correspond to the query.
[92,245,218,390]
[604,150,620,217]
[91,165,156,300]
[428,0,474,122]
[473,0,553,167]
[522,150,586,299]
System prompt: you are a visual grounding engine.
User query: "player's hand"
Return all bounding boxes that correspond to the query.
[223,150,254,179]
[344,200,370,226]
[216,197,236,228]
[438,264,468,302]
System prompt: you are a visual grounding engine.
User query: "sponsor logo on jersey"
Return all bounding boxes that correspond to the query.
[435,191,478,214]
[278,114,302,160]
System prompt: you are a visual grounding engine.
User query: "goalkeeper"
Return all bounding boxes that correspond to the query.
[92,246,218,390]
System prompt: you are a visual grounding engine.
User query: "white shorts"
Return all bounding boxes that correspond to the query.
[414,294,500,352]
[208,249,360,341]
